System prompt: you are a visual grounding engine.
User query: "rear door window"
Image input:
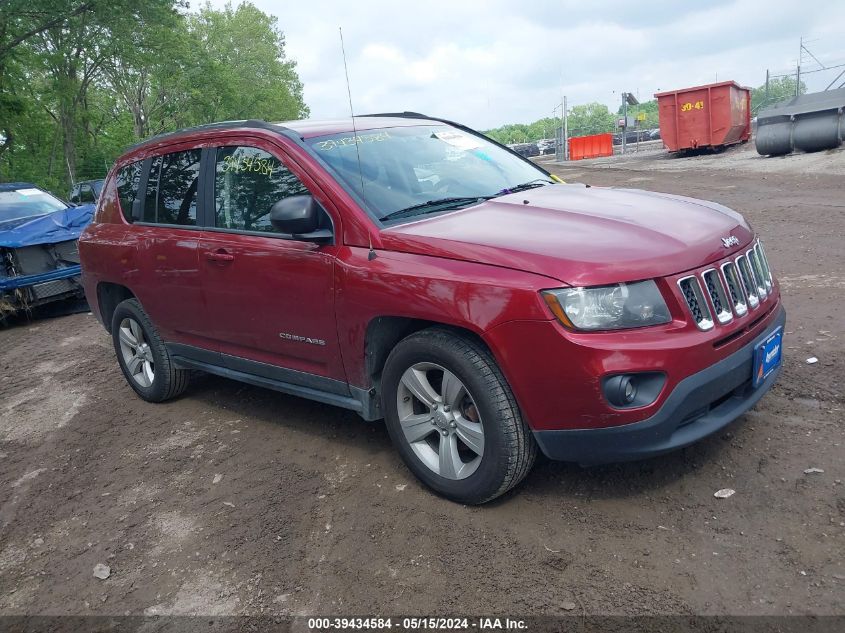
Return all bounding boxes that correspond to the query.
[213,146,309,233]
[115,161,143,222]
[143,149,201,226]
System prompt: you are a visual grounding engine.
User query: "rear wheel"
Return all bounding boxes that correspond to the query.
[382,328,537,504]
[111,298,189,402]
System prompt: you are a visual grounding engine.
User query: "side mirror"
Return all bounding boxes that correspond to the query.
[270,195,332,242]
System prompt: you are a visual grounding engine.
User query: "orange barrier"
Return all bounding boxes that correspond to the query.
[568,133,613,161]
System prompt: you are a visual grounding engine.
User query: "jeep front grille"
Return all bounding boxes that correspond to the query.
[720,262,748,316]
[735,254,760,309]
[753,241,773,292]
[678,276,714,330]
[747,247,768,297]
[678,241,776,330]
[702,269,733,324]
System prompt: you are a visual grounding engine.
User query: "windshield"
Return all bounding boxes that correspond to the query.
[305,124,552,222]
[0,187,67,223]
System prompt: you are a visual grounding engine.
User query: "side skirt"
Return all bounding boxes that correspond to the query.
[166,343,382,421]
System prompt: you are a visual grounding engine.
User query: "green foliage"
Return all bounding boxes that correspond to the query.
[751,76,806,112]
[484,103,619,144]
[183,2,307,125]
[0,1,308,196]
[616,99,659,130]
[566,103,617,136]
[0,1,98,63]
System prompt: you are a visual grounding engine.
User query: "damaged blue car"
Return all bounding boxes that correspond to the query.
[0,182,94,319]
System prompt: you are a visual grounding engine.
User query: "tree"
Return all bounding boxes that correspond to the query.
[0,1,96,63]
[0,0,309,192]
[0,1,97,164]
[181,2,308,126]
[484,123,531,145]
[485,102,618,145]
[565,103,616,136]
[26,1,180,181]
[751,76,807,112]
[616,99,659,130]
[101,3,189,139]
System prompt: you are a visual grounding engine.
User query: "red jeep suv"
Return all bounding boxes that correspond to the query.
[79,113,784,504]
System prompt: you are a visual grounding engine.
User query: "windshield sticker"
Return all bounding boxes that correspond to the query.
[15,188,42,196]
[315,132,390,151]
[471,149,494,162]
[432,132,483,150]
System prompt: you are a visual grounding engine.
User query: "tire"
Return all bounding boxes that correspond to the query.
[111,298,190,402]
[381,328,537,504]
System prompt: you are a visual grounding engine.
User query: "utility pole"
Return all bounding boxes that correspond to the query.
[796,35,802,96]
[553,107,560,161]
[622,93,628,155]
[621,92,639,155]
[765,69,770,101]
[558,87,564,162]
[563,95,568,161]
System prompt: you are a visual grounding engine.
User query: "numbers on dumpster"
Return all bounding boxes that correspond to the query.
[681,100,705,112]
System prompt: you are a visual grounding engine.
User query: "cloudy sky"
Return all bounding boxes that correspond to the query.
[213,0,845,129]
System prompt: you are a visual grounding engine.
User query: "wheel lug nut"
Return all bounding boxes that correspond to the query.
[441,430,448,436]
[444,405,450,412]
[449,422,456,428]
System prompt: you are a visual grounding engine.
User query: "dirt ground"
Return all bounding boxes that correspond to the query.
[1,145,843,620]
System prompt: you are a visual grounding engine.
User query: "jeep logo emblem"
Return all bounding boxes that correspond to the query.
[721,235,740,248]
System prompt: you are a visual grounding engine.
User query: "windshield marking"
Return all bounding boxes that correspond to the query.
[432,131,483,150]
[305,124,551,224]
[314,132,390,151]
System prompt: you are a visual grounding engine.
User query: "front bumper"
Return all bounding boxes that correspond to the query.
[0,264,82,291]
[534,305,785,464]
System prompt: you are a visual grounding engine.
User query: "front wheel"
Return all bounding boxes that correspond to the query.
[382,328,537,504]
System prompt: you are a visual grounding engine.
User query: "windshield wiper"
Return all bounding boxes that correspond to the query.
[493,179,554,197]
[380,196,490,222]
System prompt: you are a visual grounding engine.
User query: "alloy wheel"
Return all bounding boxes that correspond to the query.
[396,362,485,480]
[118,317,155,388]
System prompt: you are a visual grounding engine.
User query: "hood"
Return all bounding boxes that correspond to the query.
[380,184,752,286]
[0,204,95,249]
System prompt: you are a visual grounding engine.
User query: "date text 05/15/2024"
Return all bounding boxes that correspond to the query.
[307,617,529,630]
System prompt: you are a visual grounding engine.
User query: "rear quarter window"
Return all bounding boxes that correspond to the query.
[143,149,201,226]
[115,161,143,222]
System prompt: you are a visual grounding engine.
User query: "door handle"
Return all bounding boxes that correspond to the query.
[206,249,234,263]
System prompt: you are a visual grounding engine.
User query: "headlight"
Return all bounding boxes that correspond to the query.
[542,280,671,331]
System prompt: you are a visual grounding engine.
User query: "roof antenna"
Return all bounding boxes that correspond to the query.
[339,26,376,261]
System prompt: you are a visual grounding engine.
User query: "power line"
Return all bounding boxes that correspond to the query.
[769,61,845,80]
[826,68,845,91]
[802,44,826,70]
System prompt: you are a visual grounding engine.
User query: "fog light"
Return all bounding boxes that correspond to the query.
[623,377,637,403]
[601,372,666,409]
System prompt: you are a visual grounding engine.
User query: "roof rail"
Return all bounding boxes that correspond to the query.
[359,111,431,119]
[125,119,287,152]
